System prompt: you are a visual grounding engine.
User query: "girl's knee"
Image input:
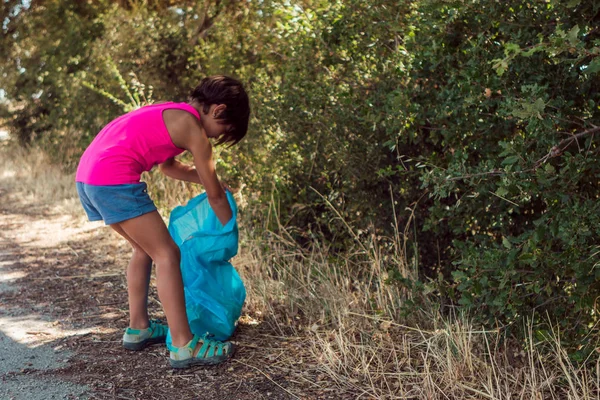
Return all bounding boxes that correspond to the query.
[132,246,151,259]
[154,243,180,268]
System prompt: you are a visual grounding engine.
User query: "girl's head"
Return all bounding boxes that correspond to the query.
[190,75,250,146]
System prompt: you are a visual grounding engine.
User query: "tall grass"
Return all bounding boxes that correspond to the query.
[232,192,600,399]
[0,142,80,213]
[1,143,598,399]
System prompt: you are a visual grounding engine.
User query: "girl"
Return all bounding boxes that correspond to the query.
[75,75,250,368]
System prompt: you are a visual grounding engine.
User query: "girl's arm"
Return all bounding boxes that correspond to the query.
[158,158,203,185]
[166,113,232,226]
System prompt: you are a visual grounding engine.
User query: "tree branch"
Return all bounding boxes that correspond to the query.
[533,125,600,168]
[447,169,505,181]
[447,124,599,182]
[189,0,227,45]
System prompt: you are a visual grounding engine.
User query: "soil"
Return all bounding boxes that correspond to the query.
[0,185,340,400]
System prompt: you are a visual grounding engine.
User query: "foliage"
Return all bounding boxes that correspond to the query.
[405,0,600,344]
[1,0,600,350]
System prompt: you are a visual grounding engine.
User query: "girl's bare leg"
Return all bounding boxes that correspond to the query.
[111,211,193,347]
[111,224,152,330]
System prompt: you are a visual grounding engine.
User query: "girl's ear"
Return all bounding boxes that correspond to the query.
[213,104,227,118]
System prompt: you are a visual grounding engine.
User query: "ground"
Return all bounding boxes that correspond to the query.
[0,184,337,400]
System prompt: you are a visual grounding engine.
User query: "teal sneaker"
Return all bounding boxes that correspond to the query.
[122,320,168,351]
[168,334,235,369]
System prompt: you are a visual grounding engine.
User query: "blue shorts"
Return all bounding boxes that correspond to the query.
[76,182,157,225]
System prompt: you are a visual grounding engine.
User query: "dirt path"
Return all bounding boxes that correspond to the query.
[0,187,93,399]
[0,185,309,399]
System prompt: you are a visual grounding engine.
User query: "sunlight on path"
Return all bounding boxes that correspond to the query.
[0,192,104,347]
[0,184,93,399]
[0,315,94,346]
[0,266,91,399]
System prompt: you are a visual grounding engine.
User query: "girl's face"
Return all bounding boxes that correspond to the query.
[202,104,232,141]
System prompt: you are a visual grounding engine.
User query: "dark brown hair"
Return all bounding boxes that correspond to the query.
[190,75,250,146]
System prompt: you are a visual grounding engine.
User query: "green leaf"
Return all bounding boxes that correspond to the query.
[502,156,520,165]
[519,253,535,263]
[505,42,521,55]
[502,237,512,249]
[544,164,556,174]
[567,25,580,45]
[492,59,508,76]
[521,46,543,57]
[586,58,600,74]
[452,270,467,281]
[533,98,546,119]
[458,297,473,306]
[496,186,509,197]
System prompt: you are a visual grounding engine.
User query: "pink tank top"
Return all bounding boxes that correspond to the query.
[76,102,198,185]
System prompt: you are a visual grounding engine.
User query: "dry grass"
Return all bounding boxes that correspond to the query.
[0,143,81,215]
[236,228,600,399]
[2,143,599,399]
[231,186,600,399]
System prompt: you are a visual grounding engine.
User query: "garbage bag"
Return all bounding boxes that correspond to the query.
[165,191,246,345]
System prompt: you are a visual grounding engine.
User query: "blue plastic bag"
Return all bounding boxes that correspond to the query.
[165,191,246,345]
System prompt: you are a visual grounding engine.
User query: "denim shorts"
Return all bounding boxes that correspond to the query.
[76,182,157,225]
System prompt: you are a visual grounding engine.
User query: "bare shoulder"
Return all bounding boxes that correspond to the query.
[162,108,206,150]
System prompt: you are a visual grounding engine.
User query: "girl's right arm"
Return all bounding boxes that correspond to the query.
[159,158,203,184]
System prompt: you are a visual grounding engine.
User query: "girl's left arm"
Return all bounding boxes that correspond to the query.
[158,158,203,185]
